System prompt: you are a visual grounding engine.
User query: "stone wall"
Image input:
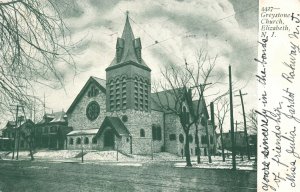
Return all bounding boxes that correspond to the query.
[68,82,107,131]
[132,137,152,155]
[164,113,216,156]
[107,109,164,154]
[115,136,131,154]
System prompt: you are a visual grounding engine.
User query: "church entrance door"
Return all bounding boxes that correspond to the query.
[104,129,114,149]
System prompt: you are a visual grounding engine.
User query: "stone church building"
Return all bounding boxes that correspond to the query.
[66,15,216,156]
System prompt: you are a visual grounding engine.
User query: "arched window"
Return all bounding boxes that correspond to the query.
[140,129,145,137]
[179,134,184,143]
[84,137,89,144]
[152,125,162,141]
[69,138,74,145]
[92,137,97,144]
[189,134,193,143]
[210,135,214,144]
[76,137,81,145]
[201,135,207,144]
[182,106,189,124]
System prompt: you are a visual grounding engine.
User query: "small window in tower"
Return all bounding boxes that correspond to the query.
[140,129,145,137]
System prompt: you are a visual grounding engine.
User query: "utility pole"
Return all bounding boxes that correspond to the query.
[16,106,26,160]
[116,139,119,161]
[151,139,153,160]
[204,114,212,163]
[210,102,216,156]
[12,105,19,160]
[81,132,83,163]
[229,65,236,170]
[235,90,250,161]
[235,121,243,160]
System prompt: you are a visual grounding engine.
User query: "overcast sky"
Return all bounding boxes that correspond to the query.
[1,0,258,131]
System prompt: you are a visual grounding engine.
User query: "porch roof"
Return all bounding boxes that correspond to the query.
[67,128,98,136]
[96,116,130,138]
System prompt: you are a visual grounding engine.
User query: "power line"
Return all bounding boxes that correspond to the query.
[145,3,258,48]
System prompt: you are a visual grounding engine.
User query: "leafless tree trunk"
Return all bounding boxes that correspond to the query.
[184,49,218,164]
[152,64,193,166]
[215,97,230,162]
[153,49,218,166]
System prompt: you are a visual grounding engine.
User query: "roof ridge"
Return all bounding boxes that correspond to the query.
[91,76,106,81]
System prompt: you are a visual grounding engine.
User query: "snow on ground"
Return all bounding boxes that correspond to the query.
[84,151,129,161]
[0,150,256,170]
[34,150,81,160]
[5,151,31,159]
[175,156,256,171]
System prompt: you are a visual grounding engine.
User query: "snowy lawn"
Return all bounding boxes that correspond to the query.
[0,150,257,170]
[175,156,257,170]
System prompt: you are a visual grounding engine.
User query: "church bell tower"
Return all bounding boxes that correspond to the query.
[105,13,151,113]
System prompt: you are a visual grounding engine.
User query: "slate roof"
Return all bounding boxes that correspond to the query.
[151,88,209,118]
[67,129,98,136]
[92,76,106,88]
[106,14,150,71]
[37,111,67,125]
[151,89,180,112]
[96,116,130,138]
[66,76,106,114]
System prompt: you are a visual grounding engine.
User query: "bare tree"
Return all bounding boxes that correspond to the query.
[184,49,217,164]
[247,109,257,134]
[153,64,193,166]
[153,49,217,166]
[0,0,75,113]
[215,97,230,162]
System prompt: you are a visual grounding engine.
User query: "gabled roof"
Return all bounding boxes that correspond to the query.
[5,121,16,128]
[151,89,181,112]
[2,121,16,131]
[66,76,106,114]
[96,116,130,138]
[50,111,67,123]
[37,111,67,125]
[151,88,209,118]
[106,14,150,71]
[18,119,34,127]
